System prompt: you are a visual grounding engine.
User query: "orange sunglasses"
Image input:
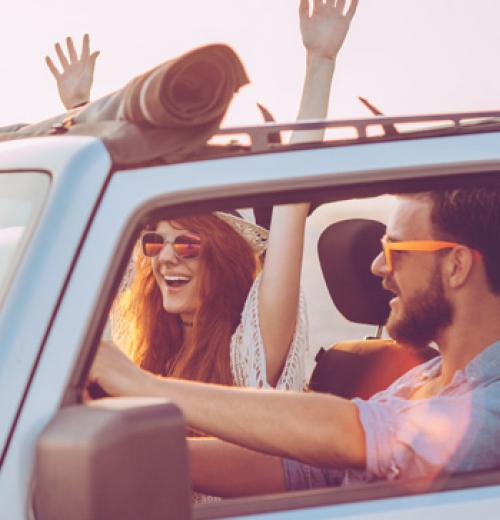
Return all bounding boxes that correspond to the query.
[381,236,481,272]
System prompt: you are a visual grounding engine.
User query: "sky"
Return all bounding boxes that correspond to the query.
[1,0,500,127]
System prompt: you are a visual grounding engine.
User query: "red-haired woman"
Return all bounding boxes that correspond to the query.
[97,0,359,394]
[111,210,307,389]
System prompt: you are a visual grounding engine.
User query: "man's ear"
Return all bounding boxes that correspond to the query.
[445,246,475,289]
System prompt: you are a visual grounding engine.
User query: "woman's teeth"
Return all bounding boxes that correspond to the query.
[164,275,191,287]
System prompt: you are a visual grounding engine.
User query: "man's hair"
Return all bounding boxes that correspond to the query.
[413,186,500,294]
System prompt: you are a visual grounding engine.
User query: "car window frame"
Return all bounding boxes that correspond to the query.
[0,169,51,307]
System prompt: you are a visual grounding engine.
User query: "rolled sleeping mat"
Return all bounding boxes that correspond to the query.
[0,44,249,166]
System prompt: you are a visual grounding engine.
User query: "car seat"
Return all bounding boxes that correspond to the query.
[309,218,438,399]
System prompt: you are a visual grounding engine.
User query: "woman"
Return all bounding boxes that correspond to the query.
[112,210,307,389]
[90,0,358,501]
[92,0,358,392]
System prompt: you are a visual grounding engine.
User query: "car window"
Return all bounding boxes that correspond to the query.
[103,194,395,385]
[0,172,50,304]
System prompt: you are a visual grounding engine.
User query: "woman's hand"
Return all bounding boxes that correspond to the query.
[293,0,359,138]
[299,0,358,61]
[46,34,100,110]
[89,340,150,397]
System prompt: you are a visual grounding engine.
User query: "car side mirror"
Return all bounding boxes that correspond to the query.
[34,397,191,520]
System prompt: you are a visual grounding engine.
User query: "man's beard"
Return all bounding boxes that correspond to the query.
[386,264,454,348]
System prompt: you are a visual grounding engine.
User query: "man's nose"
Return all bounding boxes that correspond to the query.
[371,250,388,277]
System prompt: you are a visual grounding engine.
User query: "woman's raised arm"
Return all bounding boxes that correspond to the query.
[258,0,358,386]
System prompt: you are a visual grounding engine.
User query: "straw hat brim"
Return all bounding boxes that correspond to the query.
[214,211,269,256]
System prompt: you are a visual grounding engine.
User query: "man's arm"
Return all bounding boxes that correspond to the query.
[189,438,286,497]
[90,342,366,469]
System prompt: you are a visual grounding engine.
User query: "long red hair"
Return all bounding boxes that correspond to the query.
[112,214,259,385]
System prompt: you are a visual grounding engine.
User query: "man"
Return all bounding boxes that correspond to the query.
[91,186,500,495]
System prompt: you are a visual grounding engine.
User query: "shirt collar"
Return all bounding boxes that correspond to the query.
[463,339,500,382]
[414,339,500,385]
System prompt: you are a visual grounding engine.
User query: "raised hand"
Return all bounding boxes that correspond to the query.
[46,34,100,110]
[299,0,358,60]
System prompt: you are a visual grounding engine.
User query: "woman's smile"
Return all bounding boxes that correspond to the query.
[162,274,192,288]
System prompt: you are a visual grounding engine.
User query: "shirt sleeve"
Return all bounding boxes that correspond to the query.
[353,389,482,481]
[230,272,309,390]
[283,458,345,491]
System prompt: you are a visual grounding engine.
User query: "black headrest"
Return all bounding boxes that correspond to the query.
[318,219,392,326]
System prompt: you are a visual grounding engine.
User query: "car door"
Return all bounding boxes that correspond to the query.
[0,137,111,518]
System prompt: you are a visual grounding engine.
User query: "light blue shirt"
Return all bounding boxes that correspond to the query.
[284,340,500,490]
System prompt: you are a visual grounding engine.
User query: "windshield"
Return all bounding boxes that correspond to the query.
[0,172,50,303]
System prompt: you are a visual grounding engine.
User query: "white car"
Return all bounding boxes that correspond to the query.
[1,112,500,519]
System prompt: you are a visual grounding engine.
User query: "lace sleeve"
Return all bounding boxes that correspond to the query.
[230,272,309,391]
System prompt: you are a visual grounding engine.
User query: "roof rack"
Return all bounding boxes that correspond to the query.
[215,110,500,153]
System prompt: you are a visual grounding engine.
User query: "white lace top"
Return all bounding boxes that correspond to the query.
[230,273,309,391]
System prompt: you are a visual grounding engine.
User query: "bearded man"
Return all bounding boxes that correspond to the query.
[91,187,500,496]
